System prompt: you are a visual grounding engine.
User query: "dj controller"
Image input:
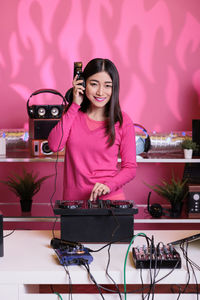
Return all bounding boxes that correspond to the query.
[54,199,138,215]
[53,199,138,243]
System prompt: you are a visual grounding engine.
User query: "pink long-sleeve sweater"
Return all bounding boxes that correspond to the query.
[48,103,137,202]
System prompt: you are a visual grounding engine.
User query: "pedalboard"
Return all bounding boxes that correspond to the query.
[132,244,181,269]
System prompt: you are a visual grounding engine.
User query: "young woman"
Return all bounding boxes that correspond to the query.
[48,58,137,203]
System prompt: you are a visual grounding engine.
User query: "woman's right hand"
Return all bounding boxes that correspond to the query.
[72,75,85,106]
[89,183,110,201]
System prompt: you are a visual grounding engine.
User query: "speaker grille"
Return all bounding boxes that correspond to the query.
[29,119,58,140]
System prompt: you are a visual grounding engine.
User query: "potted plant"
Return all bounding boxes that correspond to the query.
[180,138,198,159]
[1,169,52,212]
[145,174,188,218]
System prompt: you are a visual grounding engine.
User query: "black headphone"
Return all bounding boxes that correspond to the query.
[134,123,151,153]
[147,192,170,218]
[27,89,67,119]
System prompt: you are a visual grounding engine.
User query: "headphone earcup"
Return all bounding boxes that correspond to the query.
[27,89,67,118]
[144,135,151,152]
[134,123,151,153]
[149,203,163,218]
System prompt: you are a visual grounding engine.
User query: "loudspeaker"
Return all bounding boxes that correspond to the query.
[27,89,67,119]
[31,139,65,156]
[0,212,3,257]
[28,105,65,119]
[183,163,200,184]
[147,192,170,218]
[27,89,67,157]
[29,119,59,140]
[192,119,200,156]
[188,184,200,218]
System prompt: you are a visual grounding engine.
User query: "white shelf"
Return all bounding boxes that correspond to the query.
[135,218,200,223]
[0,155,64,163]
[3,217,200,224]
[1,155,200,163]
[136,157,200,163]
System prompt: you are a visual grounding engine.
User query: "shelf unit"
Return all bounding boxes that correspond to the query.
[1,151,200,227]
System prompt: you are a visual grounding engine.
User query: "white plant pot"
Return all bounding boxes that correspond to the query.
[184,149,193,159]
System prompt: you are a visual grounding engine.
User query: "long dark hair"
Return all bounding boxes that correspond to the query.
[65,58,123,146]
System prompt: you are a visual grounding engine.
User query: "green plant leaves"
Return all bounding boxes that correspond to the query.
[0,169,53,201]
[144,175,188,204]
[180,138,198,150]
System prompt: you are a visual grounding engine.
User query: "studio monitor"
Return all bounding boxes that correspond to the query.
[188,184,200,218]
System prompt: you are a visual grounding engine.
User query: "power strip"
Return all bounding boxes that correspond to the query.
[132,244,181,269]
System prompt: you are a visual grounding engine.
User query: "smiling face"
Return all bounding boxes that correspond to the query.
[85,71,113,109]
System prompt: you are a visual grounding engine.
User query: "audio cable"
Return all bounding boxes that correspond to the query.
[178,241,199,299]
[3,229,15,238]
[49,99,66,238]
[125,234,180,299]
[123,232,148,300]
[52,247,73,300]
[103,208,123,300]
[80,260,106,300]
[49,99,65,211]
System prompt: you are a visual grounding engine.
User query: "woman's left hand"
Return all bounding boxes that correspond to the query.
[89,183,110,201]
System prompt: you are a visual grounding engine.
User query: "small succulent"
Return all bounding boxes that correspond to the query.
[180,138,198,151]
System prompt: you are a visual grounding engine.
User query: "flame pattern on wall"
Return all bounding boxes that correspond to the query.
[0,0,200,132]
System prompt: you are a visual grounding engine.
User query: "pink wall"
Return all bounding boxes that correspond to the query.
[0,0,200,218]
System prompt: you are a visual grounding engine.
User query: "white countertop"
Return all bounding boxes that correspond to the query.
[1,230,200,285]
